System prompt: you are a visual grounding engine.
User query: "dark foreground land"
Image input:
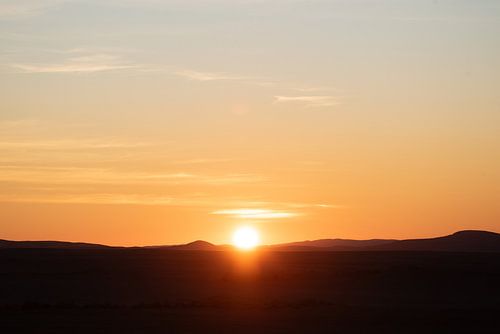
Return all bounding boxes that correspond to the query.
[0,249,499,333]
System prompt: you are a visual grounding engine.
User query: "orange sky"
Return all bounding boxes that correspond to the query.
[1,1,499,245]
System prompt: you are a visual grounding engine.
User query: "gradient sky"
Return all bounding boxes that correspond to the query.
[1,0,499,246]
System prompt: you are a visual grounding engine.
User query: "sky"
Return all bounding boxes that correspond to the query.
[0,0,499,246]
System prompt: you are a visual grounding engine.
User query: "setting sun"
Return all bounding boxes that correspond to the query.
[232,226,260,250]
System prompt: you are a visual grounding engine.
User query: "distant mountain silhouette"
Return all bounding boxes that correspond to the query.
[0,239,112,249]
[367,230,500,252]
[147,240,232,251]
[267,231,500,252]
[1,230,499,252]
[166,240,218,250]
[272,238,395,249]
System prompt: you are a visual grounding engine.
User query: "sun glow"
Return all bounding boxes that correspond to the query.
[232,226,260,250]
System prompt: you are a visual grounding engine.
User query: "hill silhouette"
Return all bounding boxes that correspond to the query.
[145,240,233,251]
[1,230,499,252]
[163,240,219,250]
[272,238,395,249]
[266,230,500,252]
[367,230,500,252]
[0,239,112,249]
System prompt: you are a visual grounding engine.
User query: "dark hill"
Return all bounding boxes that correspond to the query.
[2,230,499,252]
[369,230,500,252]
[169,240,216,250]
[273,238,395,249]
[156,240,230,251]
[0,239,112,249]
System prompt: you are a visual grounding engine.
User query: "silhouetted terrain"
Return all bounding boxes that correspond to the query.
[272,238,395,249]
[2,230,499,252]
[0,248,498,333]
[271,230,500,252]
[368,230,500,252]
[0,239,112,249]
[149,240,232,251]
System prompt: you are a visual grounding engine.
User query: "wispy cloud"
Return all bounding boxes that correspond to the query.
[390,16,498,23]
[292,86,341,93]
[0,165,264,186]
[173,158,236,165]
[0,0,68,19]
[175,68,344,110]
[176,69,329,93]
[0,119,40,130]
[274,95,340,108]
[212,208,299,219]
[0,139,149,150]
[0,121,153,163]
[175,69,245,81]
[0,170,268,207]
[0,191,340,209]
[229,200,343,210]
[284,203,341,209]
[11,53,139,74]
[0,193,180,206]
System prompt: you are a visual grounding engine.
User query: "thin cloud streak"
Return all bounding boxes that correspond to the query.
[0,139,149,150]
[176,69,340,94]
[175,70,246,81]
[212,209,299,219]
[232,200,344,210]
[11,54,139,74]
[0,195,332,209]
[0,166,265,186]
[274,95,340,108]
[175,68,343,109]
[173,158,237,165]
[12,63,136,73]
[0,0,68,19]
[0,188,339,209]
[0,194,178,206]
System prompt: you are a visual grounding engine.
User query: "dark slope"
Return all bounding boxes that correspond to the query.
[273,238,395,249]
[2,230,499,252]
[267,230,500,252]
[167,240,218,250]
[151,240,232,251]
[368,230,500,252]
[0,239,112,249]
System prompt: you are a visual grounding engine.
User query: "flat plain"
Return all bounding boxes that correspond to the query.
[0,249,499,333]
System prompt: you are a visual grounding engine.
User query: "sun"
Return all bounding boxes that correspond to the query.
[232,226,260,250]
